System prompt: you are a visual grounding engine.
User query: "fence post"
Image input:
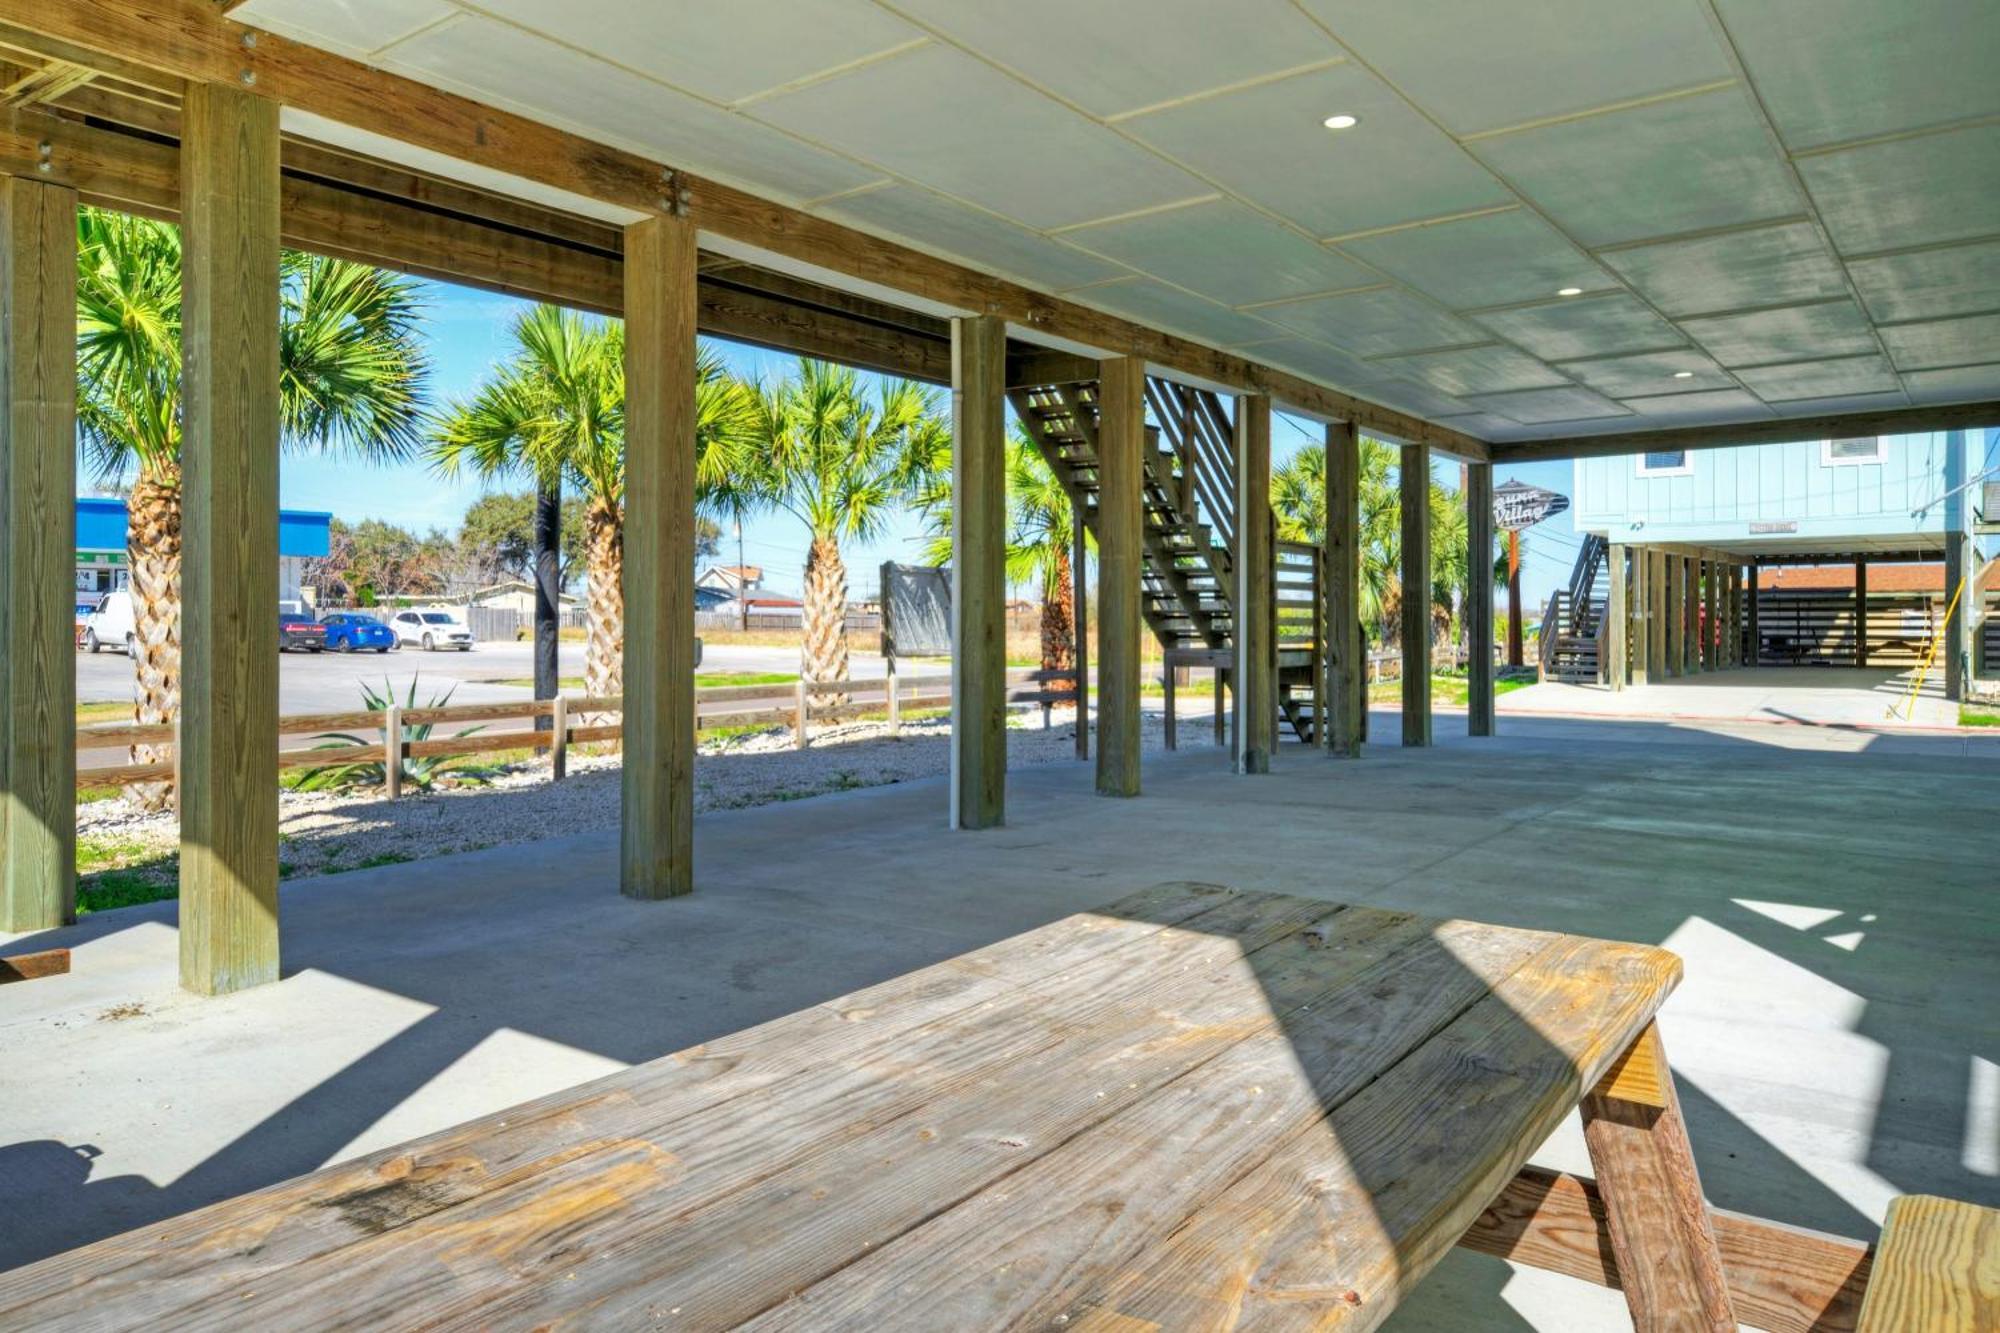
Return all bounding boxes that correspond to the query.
[551,694,568,782]
[886,653,900,737]
[795,678,809,750]
[384,703,403,801]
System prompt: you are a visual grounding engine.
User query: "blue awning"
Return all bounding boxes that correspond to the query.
[76,497,332,559]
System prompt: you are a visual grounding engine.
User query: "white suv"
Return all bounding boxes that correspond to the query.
[388,608,476,652]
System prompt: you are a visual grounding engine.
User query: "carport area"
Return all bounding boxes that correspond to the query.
[6,716,1998,1328]
[1505,666,1958,729]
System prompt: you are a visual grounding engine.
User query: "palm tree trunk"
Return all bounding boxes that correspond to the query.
[802,533,849,707]
[583,496,623,703]
[126,466,181,811]
[1042,541,1076,698]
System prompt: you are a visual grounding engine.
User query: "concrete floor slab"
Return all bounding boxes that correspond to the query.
[1501,665,1961,729]
[4,711,1997,1328]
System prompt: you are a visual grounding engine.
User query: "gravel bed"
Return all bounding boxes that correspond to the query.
[77,706,1220,886]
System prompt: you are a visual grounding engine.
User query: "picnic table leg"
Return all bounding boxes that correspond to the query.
[1580,1020,1736,1332]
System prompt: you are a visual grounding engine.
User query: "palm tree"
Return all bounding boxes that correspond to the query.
[429,303,758,701]
[1270,435,1402,642]
[744,359,949,702]
[76,208,430,809]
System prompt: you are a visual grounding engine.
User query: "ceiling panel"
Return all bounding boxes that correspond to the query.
[1563,349,1737,397]
[1257,286,1484,357]
[1879,314,2000,373]
[1597,221,1848,318]
[1375,344,1569,396]
[1760,389,1908,416]
[1120,63,1512,239]
[380,15,879,203]
[1471,87,1805,248]
[233,0,451,59]
[821,184,1122,291]
[1234,336,1381,385]
[1299,0,1732,136]
[1899,364,2000,406]
[1339,209,1603,310]
[1470,294,1685,362]
[1348,377,1471,419]
[1062,199,1376,307]
[1732,354,1901,401]
[745,43,1207,229]
[1076,279,1286,349]
[885,0,1341,119]
[1459,385,1634,424]
[467,0,919,104]
[1679,300,1880,367]
[1797,123,2000,254]
[1715,0,2000,149]
[1617,388,1774,423]
[1848,239,2000,324]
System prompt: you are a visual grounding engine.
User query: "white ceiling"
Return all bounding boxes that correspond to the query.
[234,0,2000,443]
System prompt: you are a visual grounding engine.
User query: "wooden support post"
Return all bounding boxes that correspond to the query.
[1704,560,1719,670]
[950,315,1006,828]
[1684,557,1701,675]
[1162,667,1178,751]
[1234,395,1275,774]
[1854,558,1869,668]
[1630,547,1650,687]
[1606,544,1629,692]
[885,655,900,737]
[0,175,76,933]
[1661,555,1682,678]
[383,704,403,800]
[179,84,281,996]
[550,694,568,781]
[794,678,808,750]
[619,211,697,900]
[1096,357,1143,796]
[1072,502,1088,761]
[1582,1022,1738,1331]
[1466,463,1495,735]
[1400,443,1432,746]
[1747,564,1761,668]
[1324,422,1362,757]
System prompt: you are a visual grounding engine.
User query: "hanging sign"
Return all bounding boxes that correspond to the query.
[1493,480,1570,531]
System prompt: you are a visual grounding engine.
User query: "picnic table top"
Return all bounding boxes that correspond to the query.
[0,882,1680,1331]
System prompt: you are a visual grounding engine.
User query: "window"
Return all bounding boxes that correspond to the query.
[1637,450,1692,477]
[1822,436,1885,466]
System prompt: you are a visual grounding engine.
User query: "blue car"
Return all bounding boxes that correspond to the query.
[320,612,397,653]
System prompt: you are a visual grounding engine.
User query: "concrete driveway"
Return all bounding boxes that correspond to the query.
[1499,666,1960,729]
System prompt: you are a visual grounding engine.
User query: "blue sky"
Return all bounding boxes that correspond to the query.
[273,277,1581,610]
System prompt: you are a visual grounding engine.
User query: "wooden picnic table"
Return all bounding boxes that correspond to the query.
[1,883,1758,1330]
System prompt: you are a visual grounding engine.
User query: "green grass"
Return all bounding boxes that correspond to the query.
[75,834,178,916]
[76,700,133,725]
[1369,674,1531,707]
[1960,706,2000,728]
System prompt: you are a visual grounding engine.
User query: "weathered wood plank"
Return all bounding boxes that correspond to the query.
[1460,1166,1874,1333]
[1582,1021,1737,1331]
[0,945,68,982]
[1043,933,1680,1330]
[0,173,76,931]
[176,81,280,996]
[1855,1194,1998,1332]
[1096,357,1144,797]
[950,314,1006,829]
[0,883,1251,1318]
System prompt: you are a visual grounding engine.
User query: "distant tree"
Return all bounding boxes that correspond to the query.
[455,491,587,590]
[307,518,452,605]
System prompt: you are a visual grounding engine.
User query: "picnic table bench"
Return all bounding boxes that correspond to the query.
[0,883,1881,1329]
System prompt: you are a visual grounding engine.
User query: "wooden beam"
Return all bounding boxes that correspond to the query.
[1096,358,1144,798]
[1234,395,1275,774]
[950,314,1006,829]
[1466,463,1495,736]
[1400,443,1432,746]
[0,174,76,932]
[1324,421,1362,757]
[0,945,69,982]
[178,81,280,995]
[1459,1166,1873,1333]
[1491,401,2000,463]
[619,211,698,900]
[0,0,1489,457]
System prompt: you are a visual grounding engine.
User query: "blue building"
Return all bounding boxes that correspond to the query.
[75,496,333,605]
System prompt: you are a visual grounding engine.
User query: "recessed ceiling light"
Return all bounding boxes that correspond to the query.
[1556,287,1583,297]
[1322,114,1359,130]
[1672,370,1695,379]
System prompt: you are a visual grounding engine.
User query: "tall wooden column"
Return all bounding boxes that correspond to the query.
[1683,558,1700,675]
[1324,422,1363,756]
[0,176,77,932]
[950,315,1006,827]
[1400,443,1431,746]
[1605,543,1629,692]
[1746,564,1761,668]
[1466,463,1495,735]
[1662,555,1682,678]
[1630,547,1650,687]
[1854,558,1869,668]
[180,84,281,995]
[1096,358,1144,797]
[1703,560,1719,670]
[620,211,698,899]
[1648,551,1669,682]
[1234,395,1274,773]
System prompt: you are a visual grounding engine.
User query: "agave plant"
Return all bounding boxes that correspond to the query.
[293,675,492,793]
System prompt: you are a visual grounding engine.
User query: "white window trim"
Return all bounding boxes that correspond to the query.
[1821,436,1886,467]
[1636,450,1693,478]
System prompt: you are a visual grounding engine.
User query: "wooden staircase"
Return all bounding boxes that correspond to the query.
[1538,534,1609,684]
[1010,375,1322,743]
